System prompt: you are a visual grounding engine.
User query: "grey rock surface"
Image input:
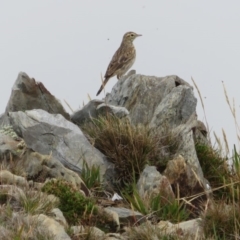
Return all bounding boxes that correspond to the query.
[105,74,194,126]
[9,109,111,177]
[105,207,144,224]
[105,74,208,190]
[0,170,28,187]
[97,103,129,119]
[0,132,20,159]
[0,72,70,127]
[71,99,129,127]
[50,208,68,227]
[137,165,174,200]
[71,99,104,125]
[31,214,71,240]
[21,150,89,195]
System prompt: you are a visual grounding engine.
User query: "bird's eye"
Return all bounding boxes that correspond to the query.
[131,34,134,37]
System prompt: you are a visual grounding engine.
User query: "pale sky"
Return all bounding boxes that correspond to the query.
[1,1,240,152]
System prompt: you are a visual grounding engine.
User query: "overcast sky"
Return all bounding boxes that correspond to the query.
[1,1,240,151]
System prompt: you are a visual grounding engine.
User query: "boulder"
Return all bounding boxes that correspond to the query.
[163,155,210,215]
[0,170,28,187]
[157,218,203,238]
[137,165,174,201]
[50,208,68,227]
[30,214,71,240]
[9,109,112,178]
[71,99,104,125]
[0,72,70,127]
[71,99,129,126]
[104,74,209,191]
[97,103,129,119]
[105,207,144,224]
[105,74,194,126]
[21,150,90,195]
[0,132,21,160]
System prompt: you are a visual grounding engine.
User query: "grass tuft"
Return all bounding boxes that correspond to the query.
[82,115,177,190]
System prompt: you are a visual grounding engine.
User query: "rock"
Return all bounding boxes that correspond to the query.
[105,207,144,224]
[137,165,174,201]
[105,74,208,192]
[9,109,112,178]
[71,99,104,125]
[0,211,61,240]
[105,233,125,240]
[50,208,68,227]
[0,170,28,187]
[89,227,105,238]
[149,85,196,130]
[21,150,89,195]
[170,114,208,185]
[103,208,120,231]
[0,184,25,207]
[157,218,203,239]
[193,120,210,145]
[105,74,194,126]
[163,155,209,216]
[31,214,71,240]
[70,226,105,239]
[70,225,85,235]
[1,72,70,125]
[71,99,129,127]
[97,103,129,119]
[0,132,20,159]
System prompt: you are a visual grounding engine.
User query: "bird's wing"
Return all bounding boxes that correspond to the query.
[104,47,134,79]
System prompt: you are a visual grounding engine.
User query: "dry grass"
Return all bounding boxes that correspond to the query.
[82,115,178,191]
[192,78,240,239]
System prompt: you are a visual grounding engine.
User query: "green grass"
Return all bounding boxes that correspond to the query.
[124,187,189,224]
[81,161,102,193]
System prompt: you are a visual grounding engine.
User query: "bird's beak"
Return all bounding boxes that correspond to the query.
[137,34,142,37]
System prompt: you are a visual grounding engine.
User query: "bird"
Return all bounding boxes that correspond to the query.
[96,31,142,96]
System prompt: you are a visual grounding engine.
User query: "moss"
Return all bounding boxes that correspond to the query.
[42,180,97,225]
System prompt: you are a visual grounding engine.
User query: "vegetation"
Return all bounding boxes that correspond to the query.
[192,78,240,239]
[124,187,189,224]
[81,161,102,193]
[1,80,240,239]
[41,179,116,233]
[82,115,178,191]
[42,180,97,225]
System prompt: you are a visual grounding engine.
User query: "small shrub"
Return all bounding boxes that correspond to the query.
[42,180,116,232]
[42,180,97,225]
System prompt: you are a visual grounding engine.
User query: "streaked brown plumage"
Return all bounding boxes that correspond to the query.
[96,31,142,96]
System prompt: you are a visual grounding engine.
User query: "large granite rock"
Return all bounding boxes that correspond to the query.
[137,165,174,201]
[8,109,112,177]
[71,99,129,126]
[104,74,209,191]
[105,74,194,126]
[0,72,70,126]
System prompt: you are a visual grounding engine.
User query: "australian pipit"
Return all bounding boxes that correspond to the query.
[96,31,142,96]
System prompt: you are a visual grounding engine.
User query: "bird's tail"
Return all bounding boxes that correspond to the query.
[96,77,109,96]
